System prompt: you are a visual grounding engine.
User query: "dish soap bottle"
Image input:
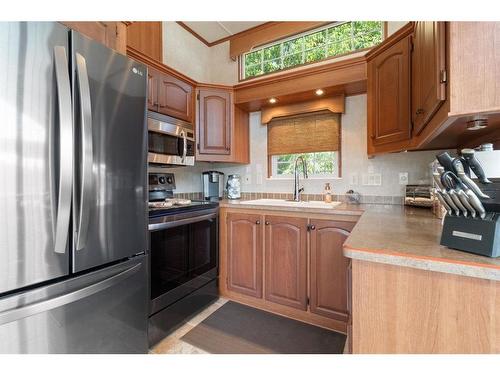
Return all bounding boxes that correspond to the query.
[323,183,333,203]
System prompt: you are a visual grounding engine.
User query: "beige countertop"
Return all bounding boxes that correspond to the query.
[220,199,500,281]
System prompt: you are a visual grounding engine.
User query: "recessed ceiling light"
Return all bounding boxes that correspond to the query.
[269,97,277,104]
[315,89,324,96]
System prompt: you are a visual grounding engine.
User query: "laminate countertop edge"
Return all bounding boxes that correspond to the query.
[343,208,500,281]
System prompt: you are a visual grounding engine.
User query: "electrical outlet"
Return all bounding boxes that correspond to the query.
[399,172,409,185]
[349,173,359,186]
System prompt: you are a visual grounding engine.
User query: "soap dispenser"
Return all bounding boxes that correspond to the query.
[323,183,333,203]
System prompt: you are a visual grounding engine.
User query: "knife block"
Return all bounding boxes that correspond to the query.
[440,213,500,257]
[478,179,500,212]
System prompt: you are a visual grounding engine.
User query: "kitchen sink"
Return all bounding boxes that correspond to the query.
[239,199,342,209]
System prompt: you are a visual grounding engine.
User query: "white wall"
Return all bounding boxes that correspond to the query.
[167,95,441,197]
[162,22,238,85]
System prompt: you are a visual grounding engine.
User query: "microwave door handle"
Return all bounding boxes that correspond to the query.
[182,131,187,163]
[52,46,73,255]
[75,53,94,251]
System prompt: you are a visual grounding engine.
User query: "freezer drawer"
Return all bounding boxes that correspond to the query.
[0,256,148,354]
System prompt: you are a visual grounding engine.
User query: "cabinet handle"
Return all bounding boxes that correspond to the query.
[415,108,424,115]
[256,220,260,225]
[265,221,270,225]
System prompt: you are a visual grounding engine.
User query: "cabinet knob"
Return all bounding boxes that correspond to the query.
[308,224,316,231]
[256,220,260,225]
[415,108,424,115]
[265,221,270,225]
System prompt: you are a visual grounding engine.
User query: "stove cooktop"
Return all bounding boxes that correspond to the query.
[148,200,219,218]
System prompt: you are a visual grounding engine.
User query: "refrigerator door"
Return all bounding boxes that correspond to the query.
[0,255,148,353]
[71,31,148,272]
[0,22,72,294]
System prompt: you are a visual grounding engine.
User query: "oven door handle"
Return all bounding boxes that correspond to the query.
[148,212,217,231]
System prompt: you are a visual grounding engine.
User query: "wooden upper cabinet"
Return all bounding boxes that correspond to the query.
[367,35,411,151]
[226,213,263,298]
[62,22,127,54]
[157,72,194,122]
[126,22,163,62]
[264,216,308,311]
[197,88,232,156]
[412,22,446,135]
[147,68,160,112]
[310,220,355,322]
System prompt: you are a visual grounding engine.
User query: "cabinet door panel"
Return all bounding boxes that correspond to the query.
[368,36,411,147]
[158,73,194,122]
[227,213,263,298]
[198,89,231,155]
[62,22,126,54]
[264,216,307,310]
[310,220,355,321]
[412,21,446,135]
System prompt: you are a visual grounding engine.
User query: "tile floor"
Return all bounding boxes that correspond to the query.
[151,298,349,354]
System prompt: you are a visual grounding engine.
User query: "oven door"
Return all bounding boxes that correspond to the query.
[149,211,218,315]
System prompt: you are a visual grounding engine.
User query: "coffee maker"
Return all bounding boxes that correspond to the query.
[202,171,225,201]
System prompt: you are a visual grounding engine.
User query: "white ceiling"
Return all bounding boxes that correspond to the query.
[183,22,266,44]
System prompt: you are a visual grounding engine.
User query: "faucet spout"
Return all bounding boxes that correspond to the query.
[293,156,308,202]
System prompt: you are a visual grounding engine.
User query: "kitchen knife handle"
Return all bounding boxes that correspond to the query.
[461,149,492,184]
[457,171,490,199]
[436,152,456,173]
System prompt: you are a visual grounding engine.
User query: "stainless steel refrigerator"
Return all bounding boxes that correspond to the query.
[0,22,149,353]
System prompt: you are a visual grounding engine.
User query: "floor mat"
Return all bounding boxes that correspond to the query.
[180,301,346,354]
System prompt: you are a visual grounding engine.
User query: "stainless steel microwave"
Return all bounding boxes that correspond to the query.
[148,113,195,166]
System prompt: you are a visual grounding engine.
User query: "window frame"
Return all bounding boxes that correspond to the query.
[239,21,387,82]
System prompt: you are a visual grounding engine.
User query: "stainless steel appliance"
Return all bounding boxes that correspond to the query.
[0,22,148,353]
[148,173,219,346]
[226,174,241,199]
[148,113,195,166]
[404,185,433,207]
[202,171,225,201]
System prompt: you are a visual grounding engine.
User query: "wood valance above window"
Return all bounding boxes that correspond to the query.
[267,111,341,156]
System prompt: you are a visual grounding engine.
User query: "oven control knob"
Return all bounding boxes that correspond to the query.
[159,176,166,184]
[166,176,173,184]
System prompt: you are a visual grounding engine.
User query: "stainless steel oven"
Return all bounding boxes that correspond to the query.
[149,206,219,315]
[147,113,195,166]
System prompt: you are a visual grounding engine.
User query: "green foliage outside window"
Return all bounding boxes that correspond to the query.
[244,21,383,79]
[275,152,337,176]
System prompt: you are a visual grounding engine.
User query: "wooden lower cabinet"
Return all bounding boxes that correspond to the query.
[310,220,356,321]
[221,208,358,333]
[264,216,308,310]
[226,213,263,298]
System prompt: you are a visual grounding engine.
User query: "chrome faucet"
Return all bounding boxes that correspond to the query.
[293,156,308,202]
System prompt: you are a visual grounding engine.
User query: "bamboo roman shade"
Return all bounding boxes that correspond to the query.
[267,111,341,156]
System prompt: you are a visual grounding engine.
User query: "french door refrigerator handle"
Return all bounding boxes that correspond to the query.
[0,262,142,326]
[75,52,94,251]
[53,46,73,255]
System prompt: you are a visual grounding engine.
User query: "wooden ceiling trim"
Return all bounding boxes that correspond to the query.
[176,21,278,48]
[229,21,330,59]
[234,55,367,111]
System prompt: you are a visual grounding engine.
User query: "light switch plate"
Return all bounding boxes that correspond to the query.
[399,172,409,185]
[362,173,382,186]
